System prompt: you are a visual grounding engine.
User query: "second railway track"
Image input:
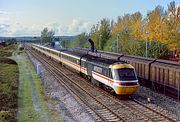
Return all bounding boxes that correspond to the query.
[26,44,178,122]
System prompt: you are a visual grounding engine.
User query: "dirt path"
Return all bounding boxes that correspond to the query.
[11,50,50,121]
[29,73,48,119]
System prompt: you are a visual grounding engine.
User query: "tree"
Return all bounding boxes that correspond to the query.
[111,14,131,36]
[70,1,179,57]
[130,12,144,40]
[166,1,180,52]
[145,6,167,42]
[103,36,117,52]
[61,39,71,48]
[6,38,17,43]
[40,27,55,44]
[71,33,89,48]
[99,18,111,50]
[90,18,111,50]
[117,27,141,55]
[90,23,100,50]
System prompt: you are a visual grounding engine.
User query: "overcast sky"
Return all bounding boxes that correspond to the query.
[0,0,177,37]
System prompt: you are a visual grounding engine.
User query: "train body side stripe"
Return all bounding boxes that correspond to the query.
[92,71,118,84]
[33,45,88,71]
[46,50,87,73]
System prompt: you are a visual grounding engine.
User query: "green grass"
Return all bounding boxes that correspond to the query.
[14,53,43,122]
[12,51,64,122]
[29,66,64,122]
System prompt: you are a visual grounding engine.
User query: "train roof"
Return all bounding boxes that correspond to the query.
[61,50,87,59]
[82,54,127,67]
[56,47,127,67]
[33,44,61,54]
[33,44,129,68]
[56,48,67,52]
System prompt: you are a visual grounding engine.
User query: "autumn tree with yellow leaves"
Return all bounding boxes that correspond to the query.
[71,1,179,58]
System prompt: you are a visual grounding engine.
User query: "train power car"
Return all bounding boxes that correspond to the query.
[76,47,180,100]
[32,44,139,95]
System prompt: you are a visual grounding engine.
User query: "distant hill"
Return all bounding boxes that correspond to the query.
[55,36,76,40]
[0,36,76,41]
[0,37,10,40]
[0,36,39,41]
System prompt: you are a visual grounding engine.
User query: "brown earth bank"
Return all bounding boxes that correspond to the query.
[0,58,17,65]
[0,58,19,122]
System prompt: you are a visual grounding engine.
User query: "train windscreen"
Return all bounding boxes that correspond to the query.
[112,68,137,81]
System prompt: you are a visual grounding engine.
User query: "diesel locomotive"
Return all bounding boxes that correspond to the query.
[73,46,180,100]
[32,44,139,95]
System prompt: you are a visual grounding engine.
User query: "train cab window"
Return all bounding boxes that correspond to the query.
[112,68,137,81]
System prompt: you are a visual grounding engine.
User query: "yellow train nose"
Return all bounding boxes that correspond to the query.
[115,85,139,95]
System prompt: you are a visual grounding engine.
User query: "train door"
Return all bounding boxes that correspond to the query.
[87,62,93,76]
[80,57,83,73]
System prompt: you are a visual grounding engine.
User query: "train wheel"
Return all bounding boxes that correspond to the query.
[91,78,103,88]
[79,72,83,77]
[98,82,103,89]
[91,78,96,85]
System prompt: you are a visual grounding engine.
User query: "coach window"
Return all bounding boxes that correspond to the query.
[71,58,74,63]
[77,60,79,65]
[71,58,73,62]
[104,69,108,77]
[64,55,66,59]
[69,57,71,61]
[109,70,113,79]
[73,58,75,63]
[82,62,85,67]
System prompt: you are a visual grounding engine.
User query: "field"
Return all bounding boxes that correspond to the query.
[0,57,19,121]
[0,43,19,122]
[0,43,63,121]
[0,44,17,57]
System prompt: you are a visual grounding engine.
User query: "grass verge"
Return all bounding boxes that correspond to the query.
[11,44,64,121]
[0,43,63,122]
[12,52,47,122]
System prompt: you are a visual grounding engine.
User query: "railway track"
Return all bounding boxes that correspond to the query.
[26,44,177,122]
[26,45,125,121]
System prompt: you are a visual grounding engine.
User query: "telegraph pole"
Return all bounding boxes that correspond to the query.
[117,33,120,53]
[146,32,149,57]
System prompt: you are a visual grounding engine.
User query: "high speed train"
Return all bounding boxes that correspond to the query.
[32,44,139,95]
